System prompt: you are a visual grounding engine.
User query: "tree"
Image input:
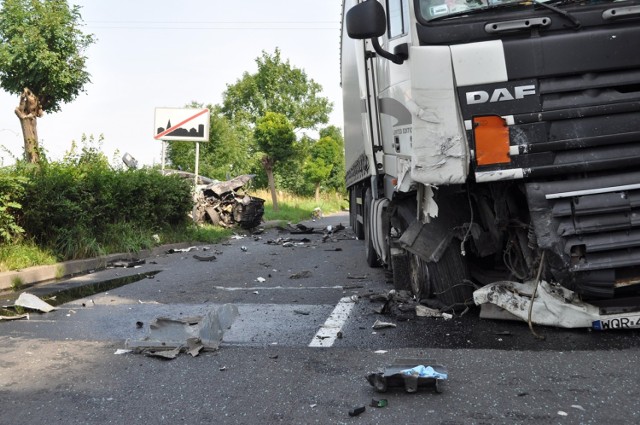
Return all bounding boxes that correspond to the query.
[305,135,344,201]
[0,0,94,163]
[317,126,346,192]
[167,105,257,180]
[222,48,332,131]
[254,112,296,211]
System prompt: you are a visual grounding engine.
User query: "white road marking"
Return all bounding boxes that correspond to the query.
[214,286,343,291]
[309,296,356,348]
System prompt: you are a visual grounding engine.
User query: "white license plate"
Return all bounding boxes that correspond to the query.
[592,315,640,330]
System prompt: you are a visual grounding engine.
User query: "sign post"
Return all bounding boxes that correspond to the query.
[153,107,210,186]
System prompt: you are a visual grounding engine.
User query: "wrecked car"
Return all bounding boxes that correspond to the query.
[192,174,264,229]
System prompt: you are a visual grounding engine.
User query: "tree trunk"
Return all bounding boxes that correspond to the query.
[315,183,320,203]
[262,156,279,212]
[14,88,43,163]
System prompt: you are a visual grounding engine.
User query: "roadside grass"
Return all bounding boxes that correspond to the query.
[255,190,348,223]
[0,191,346,273]
[0,242,58,273]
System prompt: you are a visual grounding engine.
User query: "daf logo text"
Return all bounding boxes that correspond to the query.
[466,85,536,105]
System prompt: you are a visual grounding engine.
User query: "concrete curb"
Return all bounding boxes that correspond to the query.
[0,242,196,293]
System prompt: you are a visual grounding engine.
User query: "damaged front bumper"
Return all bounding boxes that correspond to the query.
[474,280,640,330]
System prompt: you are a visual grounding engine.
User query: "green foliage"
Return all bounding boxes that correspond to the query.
[255,189,348,223]
[167,106,258,180]
[0,240,56,272]
[15,150,193,260]
[0,168,28,243]
[254,112,297,164]
[222,48,332,131]
[0,0,94,112]
[11,276,23,291]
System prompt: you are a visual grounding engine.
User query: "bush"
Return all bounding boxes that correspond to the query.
[0,169,28,244]
[16,162,193,260]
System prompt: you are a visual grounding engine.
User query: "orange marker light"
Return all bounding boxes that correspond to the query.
[473,116,510,166]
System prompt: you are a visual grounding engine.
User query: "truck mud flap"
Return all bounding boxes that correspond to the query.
[399,220,474,307]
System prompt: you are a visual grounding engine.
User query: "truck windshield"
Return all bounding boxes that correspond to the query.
[418,0,606,21]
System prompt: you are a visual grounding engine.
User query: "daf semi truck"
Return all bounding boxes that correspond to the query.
[341,0,640,328]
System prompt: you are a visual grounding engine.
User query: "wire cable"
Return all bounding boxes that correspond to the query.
[527,251,546,340]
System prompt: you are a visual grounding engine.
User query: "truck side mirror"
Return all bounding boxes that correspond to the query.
[346,0,406,65]
[346,0,386,39]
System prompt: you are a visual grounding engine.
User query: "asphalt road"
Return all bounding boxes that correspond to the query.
[1,212,640,424]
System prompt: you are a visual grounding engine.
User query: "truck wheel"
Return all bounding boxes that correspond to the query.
[364,189,379,267]
[427,243,474,309]
[409,252,429,300]
[350,188,364,240]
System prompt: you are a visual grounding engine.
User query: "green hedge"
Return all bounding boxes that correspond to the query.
[13,163,193,259]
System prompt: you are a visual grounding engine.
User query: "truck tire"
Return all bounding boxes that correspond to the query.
[364,189,379,267]
[427,243,474,309]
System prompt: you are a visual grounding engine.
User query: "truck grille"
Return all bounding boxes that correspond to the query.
[527,172,640,298]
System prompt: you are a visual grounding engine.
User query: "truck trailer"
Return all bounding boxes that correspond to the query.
[341,0,640,329]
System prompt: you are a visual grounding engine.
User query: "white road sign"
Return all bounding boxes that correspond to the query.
[154,107,210,142]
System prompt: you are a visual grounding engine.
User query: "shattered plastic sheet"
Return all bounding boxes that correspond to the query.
[125,304,239,356]
[14,293,57,313]
[474,280,640,330]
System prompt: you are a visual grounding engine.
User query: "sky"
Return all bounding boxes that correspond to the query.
[0,0,344,167]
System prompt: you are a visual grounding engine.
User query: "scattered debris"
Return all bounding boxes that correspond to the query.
[558,411,568,417]
[348,406,366,417]
[374,350,388,354]
[219,366,227,371]
[474,279,640,330]
[0,313,29,321]
[110,259,145,268]
[372,320,397,330]
[324,248,343,252]
[367,359,448,393]
[114,349,132,355]
[136,321,144,329]
[14,293,57,313]
[192,174,265,229]
[370,399,388,408]
[193,254,217,262]
[289,270,312,279]
[146,347,182,360]
[571,405,586,412]
[294,309,311,316]
[347,275,368,280]
[415,305,442,318]
[125,304,238,359]
[167,246,198,254]
[256,277,266,283]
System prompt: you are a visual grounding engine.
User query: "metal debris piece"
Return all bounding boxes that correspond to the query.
[167,246,198,254]
[367,359,448,393]
[110,258,145,268]
[294,309,310,315]
[289,270,312,279]
[14,293,57,313]
[372,320,397,330]
[474,280,640,330]
[0,313,29,321]
[193,254,217,262]
[114,349,132,355]
[370,399,388,408]
[415,305,444,318]
[146,347,182,360]
[348,406,366,417]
